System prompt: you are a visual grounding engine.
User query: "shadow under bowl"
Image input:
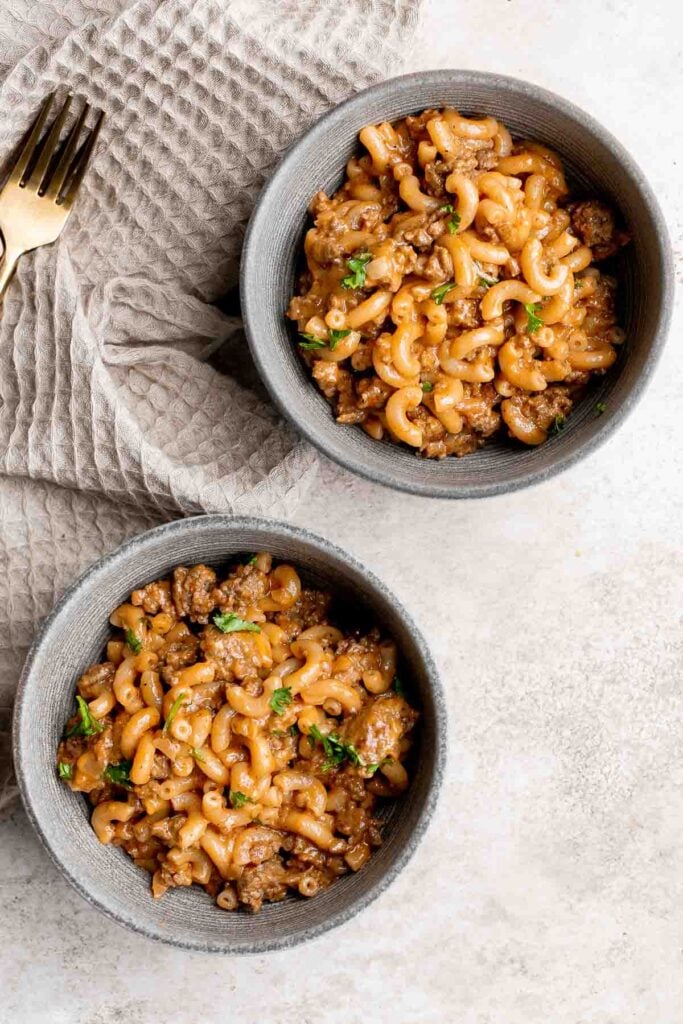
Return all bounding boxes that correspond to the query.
[241,69,673,499]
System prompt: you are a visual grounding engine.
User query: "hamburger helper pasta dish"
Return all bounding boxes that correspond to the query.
[287,108,630,456]
[56,554,418,913]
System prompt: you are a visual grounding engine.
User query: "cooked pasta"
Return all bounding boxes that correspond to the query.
[286,108,630,455]
[56,554,418,913]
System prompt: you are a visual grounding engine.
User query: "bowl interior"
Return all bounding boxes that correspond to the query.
[241,70,671,498]
[14,516,444,953]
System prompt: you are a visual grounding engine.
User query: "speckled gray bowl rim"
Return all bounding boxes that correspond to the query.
[241,68,673,499]
[12,514,446,954]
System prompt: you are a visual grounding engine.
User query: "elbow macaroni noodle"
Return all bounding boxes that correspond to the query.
[287,107,630,454]
[57,555,418,913]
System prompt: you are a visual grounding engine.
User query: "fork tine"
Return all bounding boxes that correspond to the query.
[59,109,104,209]
[27,92,73,193]
[43,102,90,200]
[7,93,55,185]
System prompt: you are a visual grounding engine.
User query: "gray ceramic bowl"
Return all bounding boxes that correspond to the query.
[13,515,445,953]
[241,69,673,498]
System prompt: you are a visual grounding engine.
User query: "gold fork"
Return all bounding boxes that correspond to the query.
[0,92,104,298]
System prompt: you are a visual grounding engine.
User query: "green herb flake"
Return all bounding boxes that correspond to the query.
[308,725,365,772]
[447,211,461,234]
[103,760,132,787]
[58,761,72,781]
[328,328,351,351]
[549,414,566,436]
[190,747,205,762]
[229,791,253,809]
[66,695,105,738]
[431,282,456,305]
[246,554,258,566]
[269,686,293,716]
[275,723,299,739]
[163,691,187,733]
[341,252,372,290]
[437,202,461,233]
[421,381,434,393]
[345,743,362,767]
[124,628,142,655]
[393,676,405,697]
[365,757,392,776]
[595,401,607,416]
[298,333,326,350]
[213,612,261,634]
[473,262,496,290]
[524,302,544,334]
[308,724,345,770]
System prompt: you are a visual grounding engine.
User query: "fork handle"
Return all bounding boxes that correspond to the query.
[0,248,20,300]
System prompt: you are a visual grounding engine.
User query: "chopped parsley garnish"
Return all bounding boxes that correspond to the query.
[246,554,258,566]
[307,724,380,773]
[421,381,434,393]
[341,252,372,290]
[393,676,405,697]
[524,302,544,334]
[163,691,187,733]
[328,328,351,350]
[298,333,326,350]
[57,761,72,781]
[124,628,142,655]
[439,202,461,234]
[365,757,393,776]
[447,212,461,234]
[269,686,293,715]
[308,724,341,766]
[66,695,105,738]
[299,328,350,351]
[273,724,299,739]
[191,747,205,762]
[308,724,358,770]
[229,791,253,809]
[595,401,606,415]
[473,262,496,289]
[103,760,132,787]
[431,281,456,305]
[213,612,261,634]
[549,414,566,436]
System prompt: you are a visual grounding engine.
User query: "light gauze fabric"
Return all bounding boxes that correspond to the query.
[0,0,423,802]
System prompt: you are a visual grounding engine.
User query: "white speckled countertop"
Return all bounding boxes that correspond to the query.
[2,1,682,1021]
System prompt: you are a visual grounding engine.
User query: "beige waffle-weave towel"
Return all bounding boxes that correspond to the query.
[0,0,423,802]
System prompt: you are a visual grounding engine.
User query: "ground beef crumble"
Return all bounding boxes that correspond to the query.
[172,565,217,623]
[567,199,631,261]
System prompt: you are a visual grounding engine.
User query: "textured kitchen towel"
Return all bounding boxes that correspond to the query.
[0,0,423,802]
